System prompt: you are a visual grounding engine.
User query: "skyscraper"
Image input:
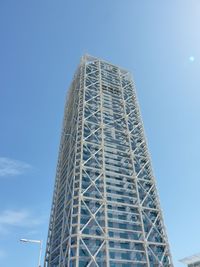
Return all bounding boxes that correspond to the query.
[45,55,173,267]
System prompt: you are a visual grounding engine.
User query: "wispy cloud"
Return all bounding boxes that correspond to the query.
[0,157,31,177]
[0,209,44,234]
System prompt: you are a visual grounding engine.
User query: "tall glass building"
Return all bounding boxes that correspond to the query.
[45,55,173,267]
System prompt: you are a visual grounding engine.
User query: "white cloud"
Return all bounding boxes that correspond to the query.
[0,209,44,234]
[0,157,31,177]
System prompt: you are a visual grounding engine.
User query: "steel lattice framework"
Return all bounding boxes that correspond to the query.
[45,55,173,267]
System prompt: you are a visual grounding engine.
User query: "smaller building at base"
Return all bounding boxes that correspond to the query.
[180,253,200,267]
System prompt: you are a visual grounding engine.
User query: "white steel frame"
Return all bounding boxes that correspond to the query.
[45,55,173,267]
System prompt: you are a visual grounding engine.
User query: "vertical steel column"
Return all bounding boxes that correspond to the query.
[76,56,86,267]
[99,60,110,267]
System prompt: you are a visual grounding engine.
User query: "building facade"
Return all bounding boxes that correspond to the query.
[45,55,173,267]
[180,254,200,267]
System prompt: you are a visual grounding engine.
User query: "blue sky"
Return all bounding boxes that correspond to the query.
[0,0,200,266]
